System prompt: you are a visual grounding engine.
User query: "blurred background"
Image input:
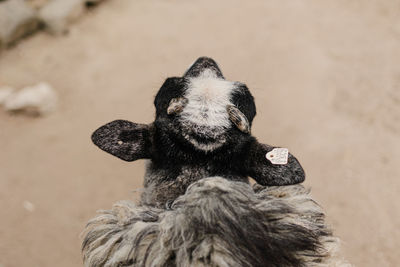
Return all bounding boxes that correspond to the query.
[1,0,399,266]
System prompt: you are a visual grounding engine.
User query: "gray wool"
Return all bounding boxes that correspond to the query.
[82,177,349,267]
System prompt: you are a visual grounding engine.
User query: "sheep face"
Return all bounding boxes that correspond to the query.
[154,57,256,153]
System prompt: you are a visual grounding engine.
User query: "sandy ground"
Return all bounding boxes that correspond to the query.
[1,0,399,266]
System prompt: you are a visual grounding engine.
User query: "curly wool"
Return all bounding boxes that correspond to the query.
[82,177,348,267]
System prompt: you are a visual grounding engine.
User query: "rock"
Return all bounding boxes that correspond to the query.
[23,201,35,212]
[0,0,39,47]
[3,82,57,116]
[38,0,85,34]
[0,86,15,105]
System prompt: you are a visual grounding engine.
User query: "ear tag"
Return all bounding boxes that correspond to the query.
[266,148,289,165]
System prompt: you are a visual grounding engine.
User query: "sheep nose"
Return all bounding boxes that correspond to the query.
[227,105,250,134]
[184,57,224,79]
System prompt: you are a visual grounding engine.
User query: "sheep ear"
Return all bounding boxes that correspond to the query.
[91,120,153,162]
[245,140,305,186]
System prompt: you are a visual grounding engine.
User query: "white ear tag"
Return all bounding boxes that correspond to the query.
[266,148,289,165]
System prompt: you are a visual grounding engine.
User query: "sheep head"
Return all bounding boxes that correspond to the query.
[91,57,305,187]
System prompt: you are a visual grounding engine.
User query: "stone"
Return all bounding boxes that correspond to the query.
[0,0,39,47]
[38,0,85,34]
[23,201,35,212]
[3,82,57,116]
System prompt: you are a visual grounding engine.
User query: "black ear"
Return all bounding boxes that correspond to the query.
[91,120,153,162]
[244,139,305,186]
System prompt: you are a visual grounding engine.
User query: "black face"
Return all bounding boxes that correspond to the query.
[153,57,256,154]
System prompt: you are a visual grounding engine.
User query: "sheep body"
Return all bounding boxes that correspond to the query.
[82,177,348,267]
[84,58,349,266]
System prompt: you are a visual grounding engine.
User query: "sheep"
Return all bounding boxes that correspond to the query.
[82,57,348,266]
[90,57,305,208]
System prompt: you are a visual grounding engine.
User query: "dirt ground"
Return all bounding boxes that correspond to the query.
[1,0,399,266]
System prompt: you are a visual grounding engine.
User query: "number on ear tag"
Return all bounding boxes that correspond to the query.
[266,148,289,165]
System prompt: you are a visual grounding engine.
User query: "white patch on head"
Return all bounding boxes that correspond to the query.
[180,69,237,128]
